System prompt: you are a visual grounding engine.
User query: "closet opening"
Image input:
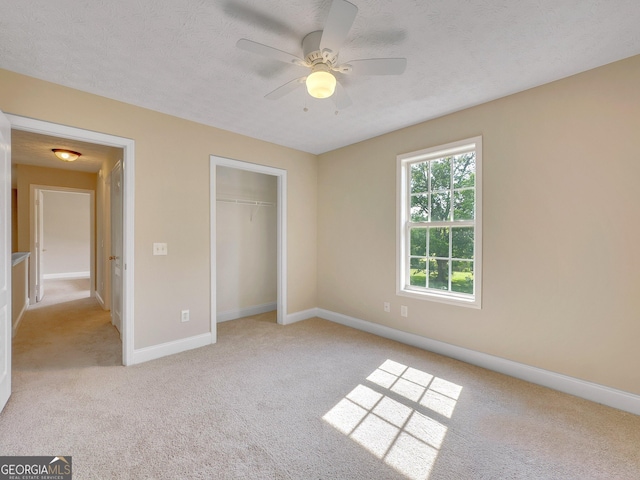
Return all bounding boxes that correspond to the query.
[210,156,287,342]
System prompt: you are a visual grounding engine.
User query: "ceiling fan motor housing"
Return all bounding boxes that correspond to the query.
[302,31,338,67]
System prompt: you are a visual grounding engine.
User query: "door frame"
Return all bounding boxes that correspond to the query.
[8,114,135,366]
[109,160,123,334]
[0,110,11,413]
[29,185,95,304]
[210,156,287,342]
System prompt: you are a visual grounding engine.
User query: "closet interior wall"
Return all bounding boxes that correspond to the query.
[216,166,277,322]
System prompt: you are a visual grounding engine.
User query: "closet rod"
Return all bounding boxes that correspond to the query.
[216,198,275,207]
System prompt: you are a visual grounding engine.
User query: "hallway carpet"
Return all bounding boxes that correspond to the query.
[1,286,639,479]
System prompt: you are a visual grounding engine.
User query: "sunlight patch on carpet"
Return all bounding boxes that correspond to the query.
[323,360,462,480]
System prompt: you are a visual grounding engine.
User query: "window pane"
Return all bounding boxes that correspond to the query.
[453,153,475,189]
[429,259,449,290]
[410,228,427,256]
[429,227,449,257]
[410,194,429,222]
[411,162,429,194]
[453,189,474,220]
[430,157,451,191]
[452,227,474,259]
[452,261,474,294]
[410,257,427,287]
[430,192,450,221]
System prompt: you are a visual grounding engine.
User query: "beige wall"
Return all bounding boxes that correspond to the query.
[318,55,640,395]
[1,68,317,350]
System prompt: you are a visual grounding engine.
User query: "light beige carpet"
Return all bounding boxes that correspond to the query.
[1,281,639,479]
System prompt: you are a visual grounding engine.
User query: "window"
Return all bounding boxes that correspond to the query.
[397,137,482,308]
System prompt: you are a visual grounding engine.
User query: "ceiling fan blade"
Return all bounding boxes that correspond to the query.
[319,0,358,54]
[332,81,352,110]
[265,77,307,100]
[340,58,407,75]
[237,39,306,67]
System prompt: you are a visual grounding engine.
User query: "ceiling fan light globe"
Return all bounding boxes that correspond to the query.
[306,71,336,99]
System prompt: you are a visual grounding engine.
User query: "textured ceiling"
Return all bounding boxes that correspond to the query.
[12,130,121,173]
[1,1,640,154]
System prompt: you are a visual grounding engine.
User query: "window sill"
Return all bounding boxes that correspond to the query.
[397,287,481,309]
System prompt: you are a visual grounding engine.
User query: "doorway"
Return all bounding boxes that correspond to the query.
[210,156,287,343]
[30,186,95,304]
[8,114,135,365]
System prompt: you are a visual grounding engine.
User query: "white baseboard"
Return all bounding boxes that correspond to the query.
[12,299,29,337]
[284,308,318,325]
[317,308,640,416]
[217,302,277,323]
[43,271,90,280]
[132,333,212,365]
[95,291,107,310]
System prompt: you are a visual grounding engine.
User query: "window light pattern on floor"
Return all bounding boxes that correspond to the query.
[323,359,462,480]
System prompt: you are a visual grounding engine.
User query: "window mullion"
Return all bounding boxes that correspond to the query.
[448,227,453,292]
[409,220,474,228]
[425,226,430,288]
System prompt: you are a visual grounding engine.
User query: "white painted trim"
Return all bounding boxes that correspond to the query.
[132,333,212,365]
[210,156,288,342]
[210,162,217,344]
[284,308,318,325]
[43,271,90,280]
[8,114,135,366]
[217,302,277,323]
[317,308,640,416]
[11,300,28,338]
[95,290,107,310]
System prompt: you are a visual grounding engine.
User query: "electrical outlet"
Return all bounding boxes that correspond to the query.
[401,305,408,317]
[181,310,189,322]
[384,302,391,313]
[153,243,168,255]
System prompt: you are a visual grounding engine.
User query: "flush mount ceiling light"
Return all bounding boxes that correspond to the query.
[52,149,81,162]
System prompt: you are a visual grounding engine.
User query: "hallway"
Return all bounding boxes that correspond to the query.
[12,278,121,371]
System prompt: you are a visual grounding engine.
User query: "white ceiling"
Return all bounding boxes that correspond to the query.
[1,0,639,155]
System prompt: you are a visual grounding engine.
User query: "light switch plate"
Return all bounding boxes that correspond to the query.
[153,243,168,255]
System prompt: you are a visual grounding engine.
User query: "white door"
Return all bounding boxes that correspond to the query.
[0,110,12,413]
[110,162,123,333]
[35,189,45,302]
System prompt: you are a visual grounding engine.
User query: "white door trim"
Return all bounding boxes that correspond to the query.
[109,161,123,334]
[0,110,12,413]
[29,185,95,304]
[210,156,288,342]
[8,114,135,366]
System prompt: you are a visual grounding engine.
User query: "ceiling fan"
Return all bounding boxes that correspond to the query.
[236,0,407,109]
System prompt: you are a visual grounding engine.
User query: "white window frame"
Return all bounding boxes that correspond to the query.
[397,136,482,308]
